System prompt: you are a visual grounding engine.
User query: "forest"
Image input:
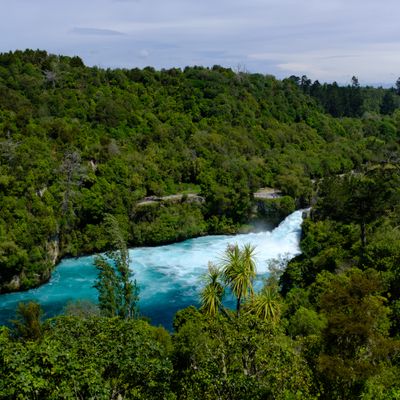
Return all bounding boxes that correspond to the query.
[1,50,400,399]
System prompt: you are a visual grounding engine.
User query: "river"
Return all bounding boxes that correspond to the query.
[0,210,304,329]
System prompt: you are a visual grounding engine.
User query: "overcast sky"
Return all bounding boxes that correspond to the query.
[1,0,400,84]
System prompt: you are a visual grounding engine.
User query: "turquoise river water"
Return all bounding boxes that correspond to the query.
[0,210,304,329]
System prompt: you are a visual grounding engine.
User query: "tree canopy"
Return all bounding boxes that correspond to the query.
[1,50,399,292]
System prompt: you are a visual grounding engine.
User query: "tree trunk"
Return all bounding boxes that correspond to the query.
[236,296,241,316]
[361,221,367,248]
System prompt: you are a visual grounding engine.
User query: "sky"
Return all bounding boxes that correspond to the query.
[1,0,400,84]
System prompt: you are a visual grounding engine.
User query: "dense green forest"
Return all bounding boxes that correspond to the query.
[290,74,400,117]
[1,164,400,399]
[1,49,400,293]
[2,49,400,399]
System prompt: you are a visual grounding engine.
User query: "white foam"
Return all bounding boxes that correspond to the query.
[0,210,305,326]
[130,210,304,292]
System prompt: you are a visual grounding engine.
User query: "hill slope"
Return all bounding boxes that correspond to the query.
[0,49,399,291]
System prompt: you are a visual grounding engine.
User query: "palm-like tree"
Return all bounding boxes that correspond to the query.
[221,244,257,315]
[241,244,257,296]
[200,262,225,317]
[248,285,282,323]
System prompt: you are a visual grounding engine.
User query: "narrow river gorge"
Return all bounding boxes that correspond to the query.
[0,210,304,329]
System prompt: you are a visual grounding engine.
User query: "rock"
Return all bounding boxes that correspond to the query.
[253,187,282,199]
[89,159,98,171]
[47,237,60,266]
[302,209,311,219]
[136,193,205,207]
[5,275,21,291]
[36,187,47,197]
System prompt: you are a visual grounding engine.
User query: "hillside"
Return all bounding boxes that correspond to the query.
[0,49,399,292]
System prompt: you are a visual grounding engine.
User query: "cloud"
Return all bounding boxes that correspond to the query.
[249,45,400,84]
[1,0,400,83]
[139,49,149,58]
[71,27,126,36]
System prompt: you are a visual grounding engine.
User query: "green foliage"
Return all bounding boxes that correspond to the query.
[361,367,400,400]
[12,301,43,341]
[278,162,400,398]
[200,263,224,317]
[247,284,283,323]
[2,49,400,399]
[94,214,139,319]
[0,316,174,399]
[255,195,296,225]
[172,313,318,399]
[1,50,399,292]
[315,268,393,398]
[288,306,327,337]
[315,169,397,247]
[221,243,257,314]
[63,299,100,318]
[132,203,207,245]
[280,218,359,293]
[291,74,400,117]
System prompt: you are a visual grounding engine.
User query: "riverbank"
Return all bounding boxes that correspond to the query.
[1,192,297,295]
